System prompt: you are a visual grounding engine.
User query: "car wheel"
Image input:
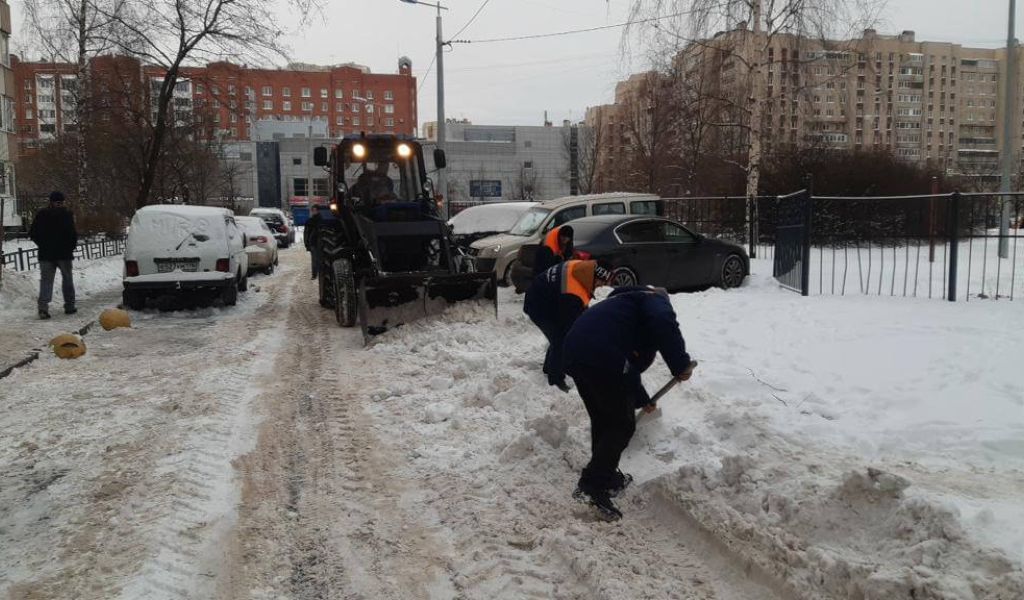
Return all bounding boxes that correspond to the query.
[502,260,519,287]
[333,258,358,327]
[610,267,638,287]
[222,280,239,306]
[122,289,146,311]
[720,255,745,289]
[265,263,275,275]
[238,272,249,292]
[274,252,280,266]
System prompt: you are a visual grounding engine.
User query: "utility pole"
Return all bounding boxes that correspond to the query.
[745,0,765,258]
[999,0,1017,258]
[436,3,448,220]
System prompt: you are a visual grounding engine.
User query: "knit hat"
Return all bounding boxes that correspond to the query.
[49,191,66,203]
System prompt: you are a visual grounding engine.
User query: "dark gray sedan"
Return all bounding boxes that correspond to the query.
[511,215,749,292]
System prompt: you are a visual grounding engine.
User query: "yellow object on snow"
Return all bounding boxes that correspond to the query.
[50,334,86,359]
[99,308,132,331]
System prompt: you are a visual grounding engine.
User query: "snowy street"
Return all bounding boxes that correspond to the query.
[1,249,1023,599]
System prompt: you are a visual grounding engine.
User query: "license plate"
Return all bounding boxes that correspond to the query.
[156,259,199,273]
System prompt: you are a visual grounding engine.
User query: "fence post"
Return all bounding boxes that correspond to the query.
[17,247,24,271]
[801,174,814,297]
[929,176,938,263]
[748,196,756,259]
[948,191,960,302]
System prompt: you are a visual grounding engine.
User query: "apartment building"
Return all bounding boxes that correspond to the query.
[11,55,418,152]
[588,27,1024,183]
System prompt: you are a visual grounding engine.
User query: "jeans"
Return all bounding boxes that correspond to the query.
[570,368,637,492]
[309,248,321,278]
[38,259,76,312]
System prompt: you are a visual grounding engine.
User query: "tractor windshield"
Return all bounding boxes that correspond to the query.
[345,159,422,204]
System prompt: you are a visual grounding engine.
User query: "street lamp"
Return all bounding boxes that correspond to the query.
[399,0,449,219]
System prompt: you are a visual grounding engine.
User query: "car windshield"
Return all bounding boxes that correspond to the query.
[508,207,551,236]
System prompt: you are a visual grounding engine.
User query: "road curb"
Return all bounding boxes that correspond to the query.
[0,319,97,380]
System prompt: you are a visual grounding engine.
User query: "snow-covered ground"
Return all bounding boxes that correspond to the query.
[1,248,1021,599]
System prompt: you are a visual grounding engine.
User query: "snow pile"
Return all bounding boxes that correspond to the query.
[0,256,123,315]
[365,260,1023,599]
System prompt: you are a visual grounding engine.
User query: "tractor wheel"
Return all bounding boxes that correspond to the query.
[333,258,358,327]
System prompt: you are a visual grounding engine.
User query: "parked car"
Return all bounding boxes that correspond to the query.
[447,202,538,248]
[469,193,662,285]
[236,216,279,275]
[250,207,295,248]
[122,205,250,309]
[511,215,749,293]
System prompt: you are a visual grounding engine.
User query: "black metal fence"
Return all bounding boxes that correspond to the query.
[2,236,126,272]
[784,191,1024,301]
[660,196,778,260]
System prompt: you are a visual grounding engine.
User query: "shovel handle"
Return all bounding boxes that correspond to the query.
[647,360,698,405]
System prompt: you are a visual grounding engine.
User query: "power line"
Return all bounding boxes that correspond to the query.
[449,0,494,41]
[451,9,695,44]
[417,54,437,94]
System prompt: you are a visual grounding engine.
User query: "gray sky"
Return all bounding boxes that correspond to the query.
[10,0,1023,128]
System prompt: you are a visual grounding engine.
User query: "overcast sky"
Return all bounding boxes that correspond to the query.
[10,0,1024,128]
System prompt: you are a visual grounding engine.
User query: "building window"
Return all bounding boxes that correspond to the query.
[367,118,375,126]
[335,102,344,112]
[25,109,33,120]
[230,114,238,123]
[40,123,56,133]
[228,85,236,95]
[196,83,205,94]
[384,118,394,127]
[283,87,291,97]
[366,104,374,113]
[384,90,393,100]
[353,116,360,126]
[245,86,254,98]
[230,127,238,137]
[283,100,292,111]
[336,115,344,125]
[321,102,328,111]
[263,100,273,110]
[262,85,273,96]
[313,178,329,196]
[294,178,308,196]
[301,87,311,98]
[301,101,313,112]
[384,104,394,114]
[211,85,219,95]
[293,157,302,165]
[320,88,328,98]
[335,88,343,99]
[366,90,374,100]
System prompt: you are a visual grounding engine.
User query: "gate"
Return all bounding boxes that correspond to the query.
[772,189,812,296]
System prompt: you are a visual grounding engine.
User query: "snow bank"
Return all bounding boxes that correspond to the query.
[0,256,123,316]
[366,260,1024,599]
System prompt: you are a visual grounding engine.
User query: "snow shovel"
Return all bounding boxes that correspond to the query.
[636,360,698,420]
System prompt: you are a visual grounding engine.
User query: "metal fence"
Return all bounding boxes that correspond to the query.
[784,191,1024,301]
[2,236,126,272]
[660,195,779,260]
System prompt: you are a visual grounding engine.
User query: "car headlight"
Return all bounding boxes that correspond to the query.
[488,245,502,256]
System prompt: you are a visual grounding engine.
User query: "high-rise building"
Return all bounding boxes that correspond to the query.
[11,54,418,153]
[588,27,1024,186]
[0,0,16,229]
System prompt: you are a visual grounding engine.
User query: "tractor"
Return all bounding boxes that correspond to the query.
[313,134,496,340]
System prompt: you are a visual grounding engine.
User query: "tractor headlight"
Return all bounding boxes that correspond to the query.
[397,143,412,158]
[330,202,339,212]
[352,143,367,160]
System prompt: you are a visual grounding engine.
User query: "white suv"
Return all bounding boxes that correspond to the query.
[122,205,250,309]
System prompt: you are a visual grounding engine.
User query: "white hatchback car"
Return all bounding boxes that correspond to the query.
[236,216,279,275]
[122,205,250,309]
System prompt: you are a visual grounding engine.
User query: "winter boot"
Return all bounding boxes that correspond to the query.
[573,484,623,521]
[553,380,572,393]
[38,309,51,320]
[608,470,634,498]
[64,307,77,315]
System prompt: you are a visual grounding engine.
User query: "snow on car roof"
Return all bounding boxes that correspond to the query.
[539,192,660,209]
[136,204,234,218]
[448,202,538,235]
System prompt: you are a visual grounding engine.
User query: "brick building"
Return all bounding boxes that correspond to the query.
[11,54,417,153]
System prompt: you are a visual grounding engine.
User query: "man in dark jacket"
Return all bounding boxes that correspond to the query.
[523,259,612,391]
[532,225,577,277]
[563,287,696,520]
[29,191,78,319]
[304,204,324,279]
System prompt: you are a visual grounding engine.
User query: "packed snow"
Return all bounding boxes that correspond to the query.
[1,248,1022,599]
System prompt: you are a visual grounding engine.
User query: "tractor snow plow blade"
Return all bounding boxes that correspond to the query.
[358,272,497,341]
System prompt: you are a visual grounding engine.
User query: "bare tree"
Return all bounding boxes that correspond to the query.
[23,0,127,209]
[561,123,602,195]
[512,165,538,201]
[626,0,884,198]
[98,0,320,209]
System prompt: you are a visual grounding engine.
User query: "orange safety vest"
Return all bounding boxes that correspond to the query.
[559,260,596,306]
[544,226,565,256]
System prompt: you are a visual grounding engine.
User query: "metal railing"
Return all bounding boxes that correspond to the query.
[2,237,126,272]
